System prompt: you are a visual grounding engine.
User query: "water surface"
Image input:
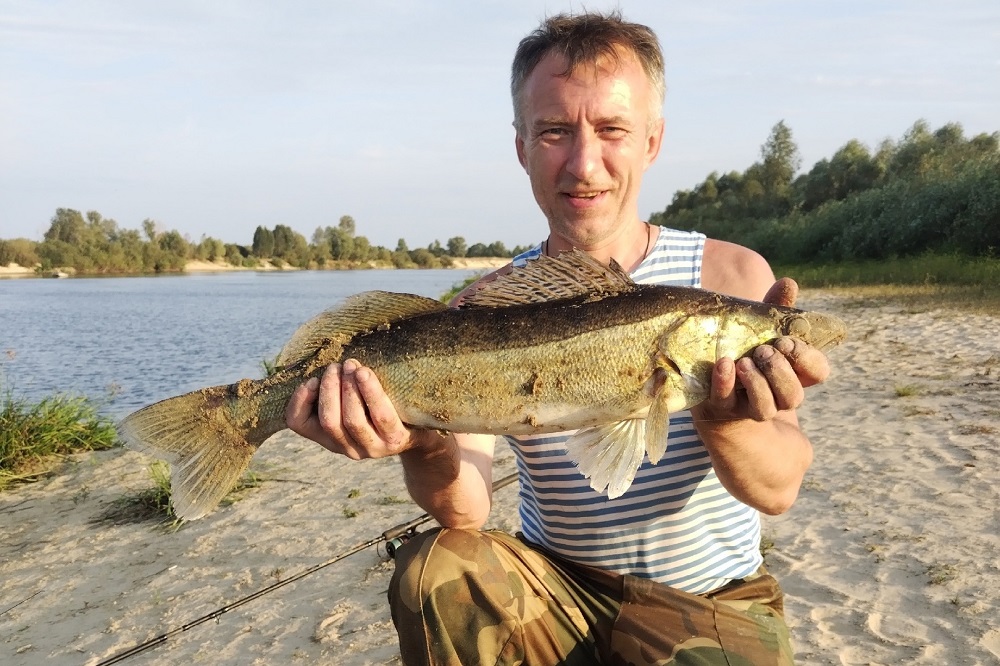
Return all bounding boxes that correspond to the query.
[0,270,479,418]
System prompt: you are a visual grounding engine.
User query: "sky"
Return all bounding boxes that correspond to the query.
[1,1,998,250]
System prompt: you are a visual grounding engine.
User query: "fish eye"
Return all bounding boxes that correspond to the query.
[786,315,811,338]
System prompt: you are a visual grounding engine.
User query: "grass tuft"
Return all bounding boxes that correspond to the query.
[439,272,487,304]
[1,386,118,491]
[894,384,924,397]
[96,461,177,526]
[96,462,265,526]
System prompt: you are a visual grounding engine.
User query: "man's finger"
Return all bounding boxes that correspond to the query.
[763,277,798,308]
[752,345,804,412]
[339,360,377,455]
[735,357,777,422]
[353,365,409,453]
[285,376,319,432]
[285,375,342,452]
[773,337,830,387]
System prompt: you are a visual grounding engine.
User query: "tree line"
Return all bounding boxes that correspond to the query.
[0,212,530,275]
[650,119,999,265]
[5,118,995,275]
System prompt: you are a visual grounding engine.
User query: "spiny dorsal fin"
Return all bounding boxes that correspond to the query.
[461,248,636,308]
[277,290,447,366]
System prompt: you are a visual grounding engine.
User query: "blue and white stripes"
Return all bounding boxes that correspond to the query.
[507,227,763,594]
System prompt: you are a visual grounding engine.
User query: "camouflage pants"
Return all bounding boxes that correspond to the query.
[388,528,794,665]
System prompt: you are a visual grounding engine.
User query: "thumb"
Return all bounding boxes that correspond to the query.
[763,277,798,307]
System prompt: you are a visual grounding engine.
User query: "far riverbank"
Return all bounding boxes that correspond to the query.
[0,256,510,279]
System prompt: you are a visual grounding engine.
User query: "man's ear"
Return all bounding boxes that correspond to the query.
[515,132,528,172]
[643,117,665,170]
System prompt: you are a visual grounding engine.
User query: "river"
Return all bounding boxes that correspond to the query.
[0,269,481,418]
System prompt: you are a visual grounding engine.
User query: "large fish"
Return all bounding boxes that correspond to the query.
[117,250,846,520]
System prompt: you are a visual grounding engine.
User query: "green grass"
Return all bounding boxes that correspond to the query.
[96,461,176,525]
[0,387,118,490]
[439,273,486,304]
[97,462,266,526]
[260,353,282,377]
[775,254,1000,313]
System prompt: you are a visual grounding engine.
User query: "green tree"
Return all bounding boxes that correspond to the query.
[271,225,298,258]
[329,228,355,261]
[427,240,445,257]
[350,236,371,262]
[0,238,39,267]
[311,227,331,264]
[447,236,467,257]
[142,219,158,242]
[252,226,274,258]
[486,241,510,257]
[338,215,356,237]
[466,242,488,257]
[44,208,88,245]
[758,120,801,213]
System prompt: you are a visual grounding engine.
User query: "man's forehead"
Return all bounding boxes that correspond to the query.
[533,46,644,83]
[521,48,649,115]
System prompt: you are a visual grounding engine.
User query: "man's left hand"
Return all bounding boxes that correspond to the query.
[695,277,831,423]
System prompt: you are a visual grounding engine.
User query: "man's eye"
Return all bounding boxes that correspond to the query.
[540,128,567,139]
[601,127,627,137]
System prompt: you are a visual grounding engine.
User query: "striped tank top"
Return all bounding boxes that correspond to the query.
[506,227,762,594]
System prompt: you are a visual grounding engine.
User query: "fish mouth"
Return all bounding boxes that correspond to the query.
[800,312,848,350]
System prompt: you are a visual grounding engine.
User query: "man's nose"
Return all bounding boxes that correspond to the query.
[565,131,600,180]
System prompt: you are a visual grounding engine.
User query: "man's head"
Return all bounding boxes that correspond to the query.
[511,11,666,253]
[511,11,665,137]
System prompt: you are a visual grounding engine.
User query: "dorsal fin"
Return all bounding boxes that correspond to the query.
[461,248,637,308]
[277,290,447,366]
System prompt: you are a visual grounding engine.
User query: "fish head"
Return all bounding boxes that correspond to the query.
[778,310,848,351]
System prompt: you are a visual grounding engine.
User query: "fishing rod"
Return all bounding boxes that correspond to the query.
[95,471,520,666]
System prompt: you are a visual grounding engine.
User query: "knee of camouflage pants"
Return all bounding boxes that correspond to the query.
[388,528,603,666]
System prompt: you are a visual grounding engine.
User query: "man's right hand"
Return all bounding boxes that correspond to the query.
[285,359,433,459]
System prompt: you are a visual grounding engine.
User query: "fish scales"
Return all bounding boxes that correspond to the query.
[117,250,847,519]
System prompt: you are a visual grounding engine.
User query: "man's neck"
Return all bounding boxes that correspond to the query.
[545,221,653,273]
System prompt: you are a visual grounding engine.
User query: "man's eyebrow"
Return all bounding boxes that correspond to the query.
[530,115,635,131]
[531,117,571,130]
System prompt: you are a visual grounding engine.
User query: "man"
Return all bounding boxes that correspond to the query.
[286,11,828,665]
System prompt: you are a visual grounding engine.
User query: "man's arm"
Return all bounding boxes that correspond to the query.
[284,360,496,529]
[694,238,830,515]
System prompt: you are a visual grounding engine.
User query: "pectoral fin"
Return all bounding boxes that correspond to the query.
[564,419,646,499]
[644,388,672,465]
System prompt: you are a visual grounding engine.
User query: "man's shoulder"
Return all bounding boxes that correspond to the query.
[700,238,776,300]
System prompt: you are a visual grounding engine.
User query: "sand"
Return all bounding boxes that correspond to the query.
[1,258,509,279]
[0,263,41,278]
[1,289,998,665]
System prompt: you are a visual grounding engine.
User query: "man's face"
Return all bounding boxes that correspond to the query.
[515,49,664,249]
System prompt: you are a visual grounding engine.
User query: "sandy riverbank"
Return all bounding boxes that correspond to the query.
[183,257,511,272]
[0,263,39,278]
[1,289,998,664]
[0,257,509,279]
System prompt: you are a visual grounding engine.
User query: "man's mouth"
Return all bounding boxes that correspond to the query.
[563,191,606,201]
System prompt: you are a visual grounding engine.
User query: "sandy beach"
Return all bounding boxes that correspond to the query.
[1,289,998,665]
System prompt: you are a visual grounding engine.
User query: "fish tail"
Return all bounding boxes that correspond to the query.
[116,383,269,520]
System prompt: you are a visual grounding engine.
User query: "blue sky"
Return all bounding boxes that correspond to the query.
[1,1,998,249]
